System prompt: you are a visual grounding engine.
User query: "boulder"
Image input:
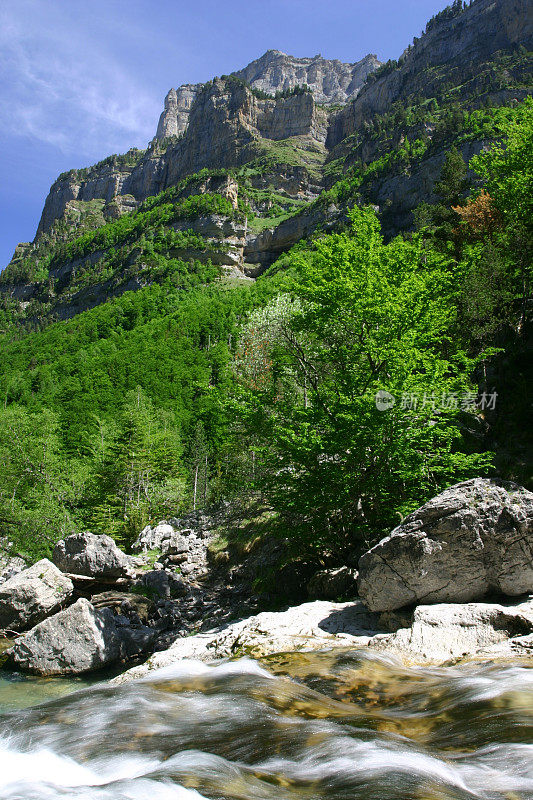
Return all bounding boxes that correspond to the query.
[53,531,133,579]
[307,567,358,600]
[0,554,26,584]
[0,559,73,632]
[7,598,156,675]
[134,569,188,599]
[162,531,190,556]
[369,597,533,663]
[358,479,533,612]
[114,595,533,684]
[133,522,175,553]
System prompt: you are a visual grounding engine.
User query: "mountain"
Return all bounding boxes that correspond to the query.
[0,0,531,564]
[232,49,380,105]
[155,51,380,141]
[0,0,531,320]
[329,0,533,146]
[1,0,529,276]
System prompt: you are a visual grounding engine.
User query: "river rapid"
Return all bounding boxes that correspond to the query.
[0,648,531,800]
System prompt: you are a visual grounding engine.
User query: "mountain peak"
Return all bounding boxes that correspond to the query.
[155,49,380,141]
[233,50,380,105]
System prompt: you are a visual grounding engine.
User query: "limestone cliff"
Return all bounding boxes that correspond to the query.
[164,79,328,184]
[156,84,202,139]
[36,78,329,238]
[154,51,380,143]
[328,0,533,147]
[235,50,380,105]
[3,0,532,310]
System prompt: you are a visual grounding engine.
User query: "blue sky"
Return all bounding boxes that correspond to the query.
[0,0,449,268]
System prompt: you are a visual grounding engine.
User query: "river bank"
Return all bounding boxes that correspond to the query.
[0,476,531,798]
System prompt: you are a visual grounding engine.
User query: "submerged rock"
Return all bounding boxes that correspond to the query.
[0,559,73,632]
[358,479,533,612]
[369,597,533,663]
[7,597,156,675]
[114,593,533,683]
[53,531,133,579]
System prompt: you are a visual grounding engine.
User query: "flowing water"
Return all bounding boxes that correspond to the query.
[0,648,531,800]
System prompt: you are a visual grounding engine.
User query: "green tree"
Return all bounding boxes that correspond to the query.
[470,97,532,328]
[434,146,468,206]
[0,406,88,560]
[89,387,185,544]
[415,146,468,243]
[233,207,491,557]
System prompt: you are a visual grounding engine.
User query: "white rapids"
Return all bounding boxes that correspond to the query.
[0,652,531,799]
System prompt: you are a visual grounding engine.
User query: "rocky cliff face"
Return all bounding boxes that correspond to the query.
[3,0,532,306]
[233,50,380,105]
[154,51,380,144]
[328,0,533,147]
[156,84,202,139]
[35,78,329,238]
[164,79,328,184]
[35,148,162,238]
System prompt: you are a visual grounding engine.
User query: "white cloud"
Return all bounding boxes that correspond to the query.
[0,1,161,160]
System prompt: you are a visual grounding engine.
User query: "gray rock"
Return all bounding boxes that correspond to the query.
[162,531,189,556]
[328,0,532,147]
[137,569,171,598]
[308,567,358,600]
[0,559,73,632]
[475,632,533,660]
[8,598,156,675]
[113,600,382,682]
[134,569,188,599]
[53,532,133,578]
[369,597,533,663]
[358,479,533,612]
[133,522,174,553]
[114,595,533,684]
[156,84,202,138]
[155,52,379,145]
[0,554,26,584]
[234,50,379,107]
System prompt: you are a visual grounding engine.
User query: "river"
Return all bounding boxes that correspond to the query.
[0,648,531,799]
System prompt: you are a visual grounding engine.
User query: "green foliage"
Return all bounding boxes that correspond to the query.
[0,87,529,565]
[414,146,468,241]
[470,97,533,236]
[49,192,237,266]
[0,279,257,557]
[232,207,491,556]
[469,96,532,329]
[88,387,186,546]
[0,406,88,560]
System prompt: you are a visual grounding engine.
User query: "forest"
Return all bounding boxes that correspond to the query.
[0,99,531,565]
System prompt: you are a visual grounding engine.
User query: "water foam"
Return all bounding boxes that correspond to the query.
[139,656,274,683]
[0,741,206,799]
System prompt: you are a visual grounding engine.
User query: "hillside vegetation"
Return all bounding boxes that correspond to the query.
[0,1,531,568]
